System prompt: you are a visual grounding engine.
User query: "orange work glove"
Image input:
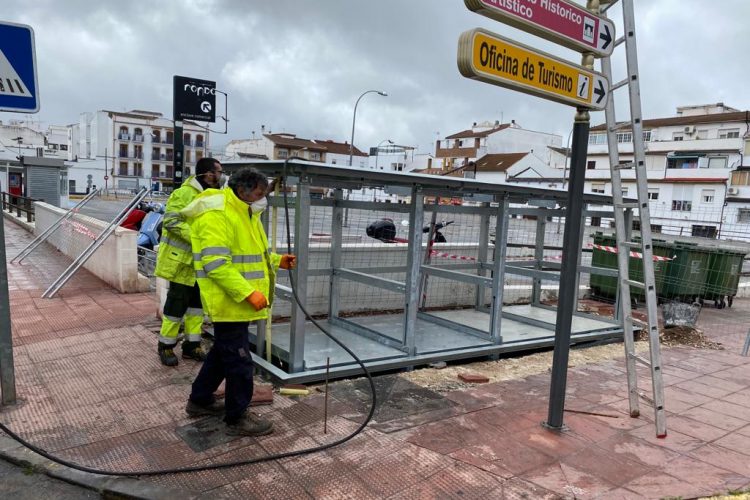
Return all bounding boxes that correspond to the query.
[247,291,268,310]
[280,254,297,270]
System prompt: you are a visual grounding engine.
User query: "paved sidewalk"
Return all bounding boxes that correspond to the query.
[2,218,750,499]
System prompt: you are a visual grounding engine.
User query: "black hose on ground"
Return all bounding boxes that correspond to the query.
[0,159,377,476]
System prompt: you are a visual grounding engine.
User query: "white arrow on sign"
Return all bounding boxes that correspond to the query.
[0,49,32,97]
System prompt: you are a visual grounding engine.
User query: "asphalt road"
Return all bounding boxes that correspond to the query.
[0,458,98,499]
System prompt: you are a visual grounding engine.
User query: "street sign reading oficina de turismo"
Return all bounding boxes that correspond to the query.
[457,28,609,110]
[464,0,615,57]
[0,21,39,113]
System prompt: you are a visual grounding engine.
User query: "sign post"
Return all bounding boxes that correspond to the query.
[0,21,39,113]
[0,20,39,405]
[172,75,216,186]
[459,0,610,431]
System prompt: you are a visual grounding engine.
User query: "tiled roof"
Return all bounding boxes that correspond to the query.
[591,110,750,131]
[445,123,511,139]
[474,152,528,172]
[264,134,368,156]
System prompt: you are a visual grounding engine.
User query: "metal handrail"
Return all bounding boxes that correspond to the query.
[42,187,150,298]
[11,189,101,264]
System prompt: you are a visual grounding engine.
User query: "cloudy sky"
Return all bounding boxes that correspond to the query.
[4,0,750,155]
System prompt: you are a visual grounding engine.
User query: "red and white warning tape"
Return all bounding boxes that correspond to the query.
[429,250,476,261]
[589,243,675,262]
[63,220,98,240]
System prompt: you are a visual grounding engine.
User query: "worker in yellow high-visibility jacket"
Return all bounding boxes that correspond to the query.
[154,157,225,366]
[181,167,295,437]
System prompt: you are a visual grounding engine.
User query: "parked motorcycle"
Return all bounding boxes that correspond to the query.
[366,218,453,243]
[137,203,165,250]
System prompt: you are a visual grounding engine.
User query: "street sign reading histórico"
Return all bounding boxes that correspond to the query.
[0,21,39,113]
[464,0,614,57]
[457,28,609,110]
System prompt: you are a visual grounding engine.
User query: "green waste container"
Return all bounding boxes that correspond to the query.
[589,233,671,303]
[660,243,712,303]
[702,249,746,308]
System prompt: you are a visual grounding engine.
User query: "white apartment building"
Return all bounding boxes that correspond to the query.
[68,110,209,193]
[585,103,749,240]
[225,130,368,167]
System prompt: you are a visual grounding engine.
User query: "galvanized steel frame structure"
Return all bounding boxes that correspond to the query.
[224,159,624,383]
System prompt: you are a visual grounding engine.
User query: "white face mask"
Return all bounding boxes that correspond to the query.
[250,196,268,214]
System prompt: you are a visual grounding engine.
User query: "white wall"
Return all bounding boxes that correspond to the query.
[34,201,151,293]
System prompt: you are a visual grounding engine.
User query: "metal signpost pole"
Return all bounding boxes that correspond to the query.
[545,108,590,430]
[0,20,41,405]
[0,215,16,404]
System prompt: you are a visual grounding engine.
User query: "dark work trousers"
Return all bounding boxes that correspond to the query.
[163,281,202,319]
[189,321,253,424]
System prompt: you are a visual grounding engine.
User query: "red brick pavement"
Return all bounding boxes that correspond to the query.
[2,219,750,499]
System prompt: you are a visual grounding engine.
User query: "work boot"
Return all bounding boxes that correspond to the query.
[185,399,225,418]
[226,413,274,437]
[182,341,208,361]
[158,342,178,367]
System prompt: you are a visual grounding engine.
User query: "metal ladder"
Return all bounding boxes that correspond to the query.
[599,0,666,437]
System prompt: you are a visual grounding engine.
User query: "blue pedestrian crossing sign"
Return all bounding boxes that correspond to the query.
[0,21,39,113]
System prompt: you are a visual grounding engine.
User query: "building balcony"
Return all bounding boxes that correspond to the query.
[435,146,478,158]
[184,139,192,146]
[195,141,204,148]
[133,135,144,142]
[118,133,130,141]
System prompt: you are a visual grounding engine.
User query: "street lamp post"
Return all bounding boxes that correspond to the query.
[374,139,394,171]
[344,89,387,227]
[348,90,388,168]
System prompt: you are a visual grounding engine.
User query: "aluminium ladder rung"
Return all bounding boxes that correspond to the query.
[628,353,652,368]
[624,279,646,289]
[627,315,649,329]
[616,202,639,210]
[620,241,640,249]
[614,162,634,171]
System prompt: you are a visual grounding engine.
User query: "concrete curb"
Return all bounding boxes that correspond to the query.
[0,434,197,499]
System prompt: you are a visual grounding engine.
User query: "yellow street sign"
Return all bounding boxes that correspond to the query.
[457,28,609,110]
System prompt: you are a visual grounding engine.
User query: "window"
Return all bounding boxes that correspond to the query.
[667,156,699,169]
[119,161,128,176]
[696,129,708,140]
[691,225,716,238]
[672,133,684,141]
[60,144,68,151]
[590,216,601,227]
[588,133,607,145]
[621,187,629,197]
[648,188,659,200]
[591,183,605,194]
[651,224,662,234]
[719,129,740,139]
[701,189,715,203]
[195,150,203,161]
[672,185,693,211]
[642,130,652,142]
[731,171,750,186]
[134,163,143,177]
[310,151,321,161]
[738,208,750,223]
[183,133,191,146]
[672,200,692,211]
[616,132,632,143]
[277,149,288,159]
[707,156,728,169]
[152,166,159,177]
[587,160,596,170]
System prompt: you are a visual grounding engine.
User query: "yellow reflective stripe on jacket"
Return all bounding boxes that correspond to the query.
[182,187,282,322]
[154,176,205,285]
[161,235,191,252]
